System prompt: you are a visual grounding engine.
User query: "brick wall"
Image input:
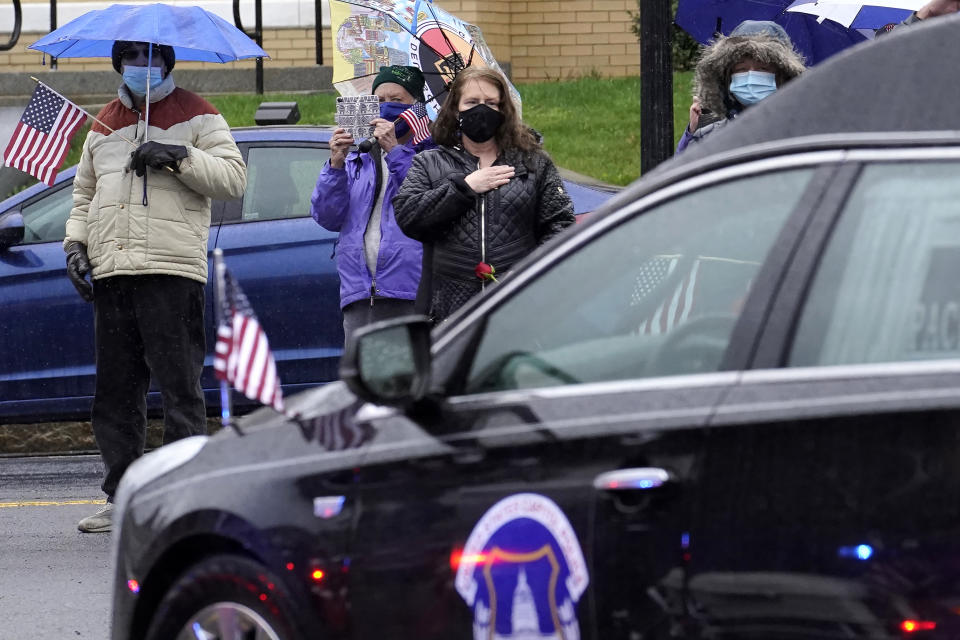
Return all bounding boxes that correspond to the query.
[0,0,639,80]
[426,0,640,80]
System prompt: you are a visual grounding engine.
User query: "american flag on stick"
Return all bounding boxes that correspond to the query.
[398,102,431,144]
[213,265,284,413]
[3,83,87,187]
[212,253,375,450]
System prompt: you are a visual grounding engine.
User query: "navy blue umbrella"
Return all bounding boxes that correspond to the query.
[675,0,868,65]
[786,0,914,29]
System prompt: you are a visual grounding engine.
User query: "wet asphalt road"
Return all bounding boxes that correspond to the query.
[0,99,111,635]
[3,109,114,638]
[0,455,112,638]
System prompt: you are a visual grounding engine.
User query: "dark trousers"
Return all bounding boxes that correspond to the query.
[342,297,416,346]
[91,275,207,498]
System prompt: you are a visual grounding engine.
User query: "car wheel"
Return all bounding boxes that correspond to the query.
[145,554,306,640]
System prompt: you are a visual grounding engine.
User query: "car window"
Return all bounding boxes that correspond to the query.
[790,161,960,367]
[463,168,815,393]
[20,183,73,244]
[239,146,330,222]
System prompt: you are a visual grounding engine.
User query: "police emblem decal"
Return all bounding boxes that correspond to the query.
[454,493,589,640]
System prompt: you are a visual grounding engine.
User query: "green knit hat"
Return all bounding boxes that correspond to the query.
[371,65,426,102]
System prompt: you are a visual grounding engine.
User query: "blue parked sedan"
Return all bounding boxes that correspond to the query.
[0,125,617,423]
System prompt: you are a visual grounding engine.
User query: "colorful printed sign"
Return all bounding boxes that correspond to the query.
[329,0,522,119]
[455,493,589,640]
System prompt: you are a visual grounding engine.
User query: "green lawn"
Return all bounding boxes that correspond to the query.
[520,72,695,185]
[204,73,697,187]
[50,74,697,194]
[210,92,338,127]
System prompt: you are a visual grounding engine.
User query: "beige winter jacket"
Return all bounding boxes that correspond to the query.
[64,81,246,284]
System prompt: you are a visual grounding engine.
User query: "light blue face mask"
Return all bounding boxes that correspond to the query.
[729,71,777,106]
[122,65,164,96]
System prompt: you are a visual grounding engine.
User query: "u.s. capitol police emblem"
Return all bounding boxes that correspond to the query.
[455,493,589,639]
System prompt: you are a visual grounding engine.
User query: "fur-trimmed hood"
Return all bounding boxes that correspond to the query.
[693,34,807,119]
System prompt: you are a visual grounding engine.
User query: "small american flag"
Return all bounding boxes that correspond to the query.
[3,83,87,186]
[398,102,431,144]
[213,255,375,450]
[631,255,701,335]
[213,267,284,412]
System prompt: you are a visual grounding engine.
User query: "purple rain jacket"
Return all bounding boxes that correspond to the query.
[310,139,432,309]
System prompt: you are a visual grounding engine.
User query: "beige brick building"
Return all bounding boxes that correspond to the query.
[0,0,639,82]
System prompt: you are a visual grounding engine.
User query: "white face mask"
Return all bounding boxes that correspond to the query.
[729,70,777,105]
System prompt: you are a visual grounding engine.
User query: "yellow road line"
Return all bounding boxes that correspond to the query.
[0,499,107,508]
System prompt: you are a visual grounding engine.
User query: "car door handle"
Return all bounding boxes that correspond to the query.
[593,467,674,491]
[452,449,486,465]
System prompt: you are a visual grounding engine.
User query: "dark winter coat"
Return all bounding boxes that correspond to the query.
[394,144,575,323]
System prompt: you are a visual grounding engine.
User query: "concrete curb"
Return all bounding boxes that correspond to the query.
[0,62,515,104]
[0,418,224,456]
[0,65,336,105]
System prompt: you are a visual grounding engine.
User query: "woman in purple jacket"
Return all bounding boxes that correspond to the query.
[310,65,433,343]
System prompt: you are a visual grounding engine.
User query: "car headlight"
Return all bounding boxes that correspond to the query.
[109,436,208,569]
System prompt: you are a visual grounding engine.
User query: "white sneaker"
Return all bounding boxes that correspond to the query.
[77,503,113,533]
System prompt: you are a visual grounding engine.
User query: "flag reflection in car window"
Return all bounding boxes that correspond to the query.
[464,168,816,393]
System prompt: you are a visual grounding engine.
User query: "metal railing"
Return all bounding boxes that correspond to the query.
[233,0,264,94]
[48,0,56,69]
[234,0,325,94]
[0,0,23,52]
[0,0,58,66]
[232,0,324,94]
[314,0,323,65]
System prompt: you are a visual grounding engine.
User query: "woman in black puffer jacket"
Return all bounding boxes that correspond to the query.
[394,67,575,324]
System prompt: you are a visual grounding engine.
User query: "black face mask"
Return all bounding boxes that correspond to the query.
[458,104,505,143]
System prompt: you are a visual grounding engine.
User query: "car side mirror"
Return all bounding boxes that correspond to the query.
[341,315,433,406]
[0,210,25,249]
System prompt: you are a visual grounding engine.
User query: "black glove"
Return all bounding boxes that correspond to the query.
[129,141,188,177]
[65,241,94,302]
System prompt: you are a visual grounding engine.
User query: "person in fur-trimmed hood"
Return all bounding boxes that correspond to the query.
[676,20,807,154]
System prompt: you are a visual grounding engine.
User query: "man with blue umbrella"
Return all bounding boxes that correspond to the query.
[64,40,247,533]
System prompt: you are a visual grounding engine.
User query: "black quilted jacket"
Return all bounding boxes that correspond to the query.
[394,144,575,322]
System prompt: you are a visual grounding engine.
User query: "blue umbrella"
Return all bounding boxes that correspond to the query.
[675,0,868,65]
[28,3,269,62]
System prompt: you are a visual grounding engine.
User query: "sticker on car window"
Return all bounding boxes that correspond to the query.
[454,493,589,639]
[912,247,960,355]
